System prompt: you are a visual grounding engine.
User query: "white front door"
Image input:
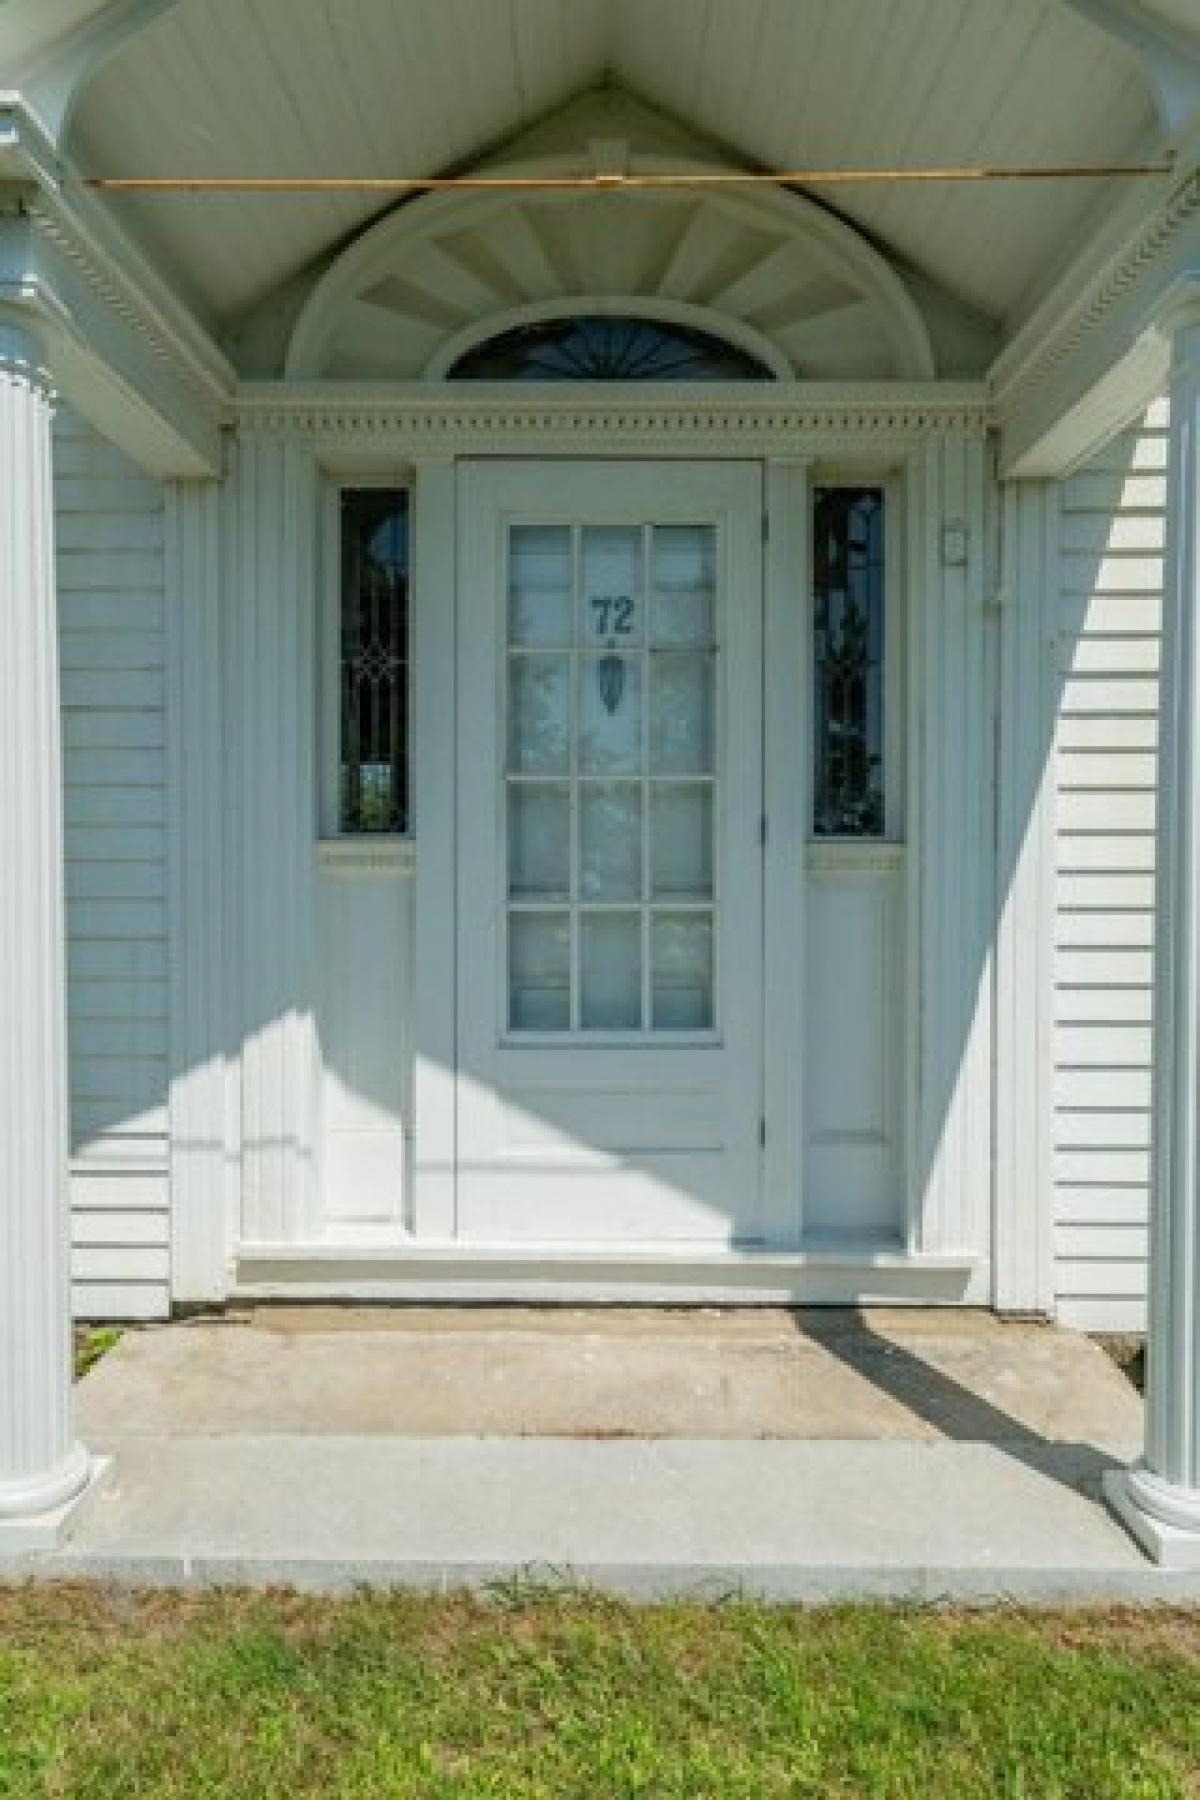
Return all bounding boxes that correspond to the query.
[456,460,765,1246]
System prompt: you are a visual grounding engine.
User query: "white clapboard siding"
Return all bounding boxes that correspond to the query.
[55,408,170,1321]
[1053,400,1166,1332]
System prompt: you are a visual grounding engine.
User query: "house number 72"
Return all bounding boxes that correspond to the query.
[591,595,634,637]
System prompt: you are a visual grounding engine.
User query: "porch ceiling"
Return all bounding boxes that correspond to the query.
[52,0,1167,338]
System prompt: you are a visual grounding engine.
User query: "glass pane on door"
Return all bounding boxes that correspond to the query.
[505,521,720,1033]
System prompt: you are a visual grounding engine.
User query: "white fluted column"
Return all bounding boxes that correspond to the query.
[1106,286,1200,1566]
[0,317,94,1543]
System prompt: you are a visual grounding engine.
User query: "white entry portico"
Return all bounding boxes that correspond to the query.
[2,0,1200,1564]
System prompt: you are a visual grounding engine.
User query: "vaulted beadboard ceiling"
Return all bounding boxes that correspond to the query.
[61,0,1165,338]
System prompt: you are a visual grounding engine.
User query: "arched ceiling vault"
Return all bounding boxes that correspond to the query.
[3,0,1194,353]
[4,0,1195,143]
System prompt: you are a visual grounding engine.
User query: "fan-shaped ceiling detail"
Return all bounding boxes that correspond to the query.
[286,119,936,383]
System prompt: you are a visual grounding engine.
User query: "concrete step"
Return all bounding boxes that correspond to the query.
[14,1434,1200,1603]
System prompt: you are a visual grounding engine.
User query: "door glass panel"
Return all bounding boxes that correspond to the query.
[509,784,570,900]
[510,525,572,646]
[581,912,642,1030]
[581,527,644,646]
[581,782,642,901]
[509,913,570,1031]
[509,655,570,774]
[651,784,713,899]
[651,913,714,1030]
[650,653,715,774]
[579,653,642,773]
[506,519,720,1034]
[652,526,715,647]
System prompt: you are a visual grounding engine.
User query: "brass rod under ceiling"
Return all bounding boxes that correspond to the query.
[82,161,1175,193]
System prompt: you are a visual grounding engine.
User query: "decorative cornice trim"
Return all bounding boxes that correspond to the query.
[235,382,990,445]
[992,165,1200,418]
[28,200,231,415]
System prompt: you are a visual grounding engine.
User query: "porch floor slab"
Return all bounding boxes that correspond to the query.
[74,1305,1145,1446]
[6,1309,1195,1602]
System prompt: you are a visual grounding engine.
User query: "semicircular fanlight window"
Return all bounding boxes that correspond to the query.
[447,314,774,381]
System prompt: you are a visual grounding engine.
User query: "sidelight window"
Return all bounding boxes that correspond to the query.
[812,487,886,838]
[506,522,719,1034]
[338,489,410,834]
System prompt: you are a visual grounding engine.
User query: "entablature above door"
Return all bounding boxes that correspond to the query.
[233,383,990,465]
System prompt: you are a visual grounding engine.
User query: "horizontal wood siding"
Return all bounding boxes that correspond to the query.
[1054,402,1166,1332]
[56,408,170,1320]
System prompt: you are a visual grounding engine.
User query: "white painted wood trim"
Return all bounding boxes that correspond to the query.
[1,191,227,477]
[236,386,989,460]
[994,167,1200,479]
[907,435,994,1268]
[993,480,1058,1313]
[762,460,809,1241]
[165,475,228,1301]
[410,458,457,1239]
[226,432,322,1249]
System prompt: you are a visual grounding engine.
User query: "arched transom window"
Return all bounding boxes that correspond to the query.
[447,314,774,382]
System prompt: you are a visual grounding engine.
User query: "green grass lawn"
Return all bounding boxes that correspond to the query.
[2,1588,1199,1798]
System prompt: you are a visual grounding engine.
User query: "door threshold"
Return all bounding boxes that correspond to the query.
[233,1242,984,1306]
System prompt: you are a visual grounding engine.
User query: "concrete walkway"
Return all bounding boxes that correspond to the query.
[6,1308,1199,1601]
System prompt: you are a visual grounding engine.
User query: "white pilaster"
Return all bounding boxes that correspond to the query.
[411,457,457,1239]
[993,481,1057,1314]
[0,316,96,1544]
[225,429,320,1248]
[907,430,994,1270]
[166,478,230,1299]
[1106,283,1200,1566]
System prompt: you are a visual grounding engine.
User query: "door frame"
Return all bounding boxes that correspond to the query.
[411,451,898,1259]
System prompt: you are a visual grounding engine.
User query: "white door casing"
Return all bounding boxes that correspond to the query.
[456,460,766,1247]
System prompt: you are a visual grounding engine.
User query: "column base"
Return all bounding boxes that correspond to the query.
[0,1454,112,1555]
[1104,1465,1200,1568]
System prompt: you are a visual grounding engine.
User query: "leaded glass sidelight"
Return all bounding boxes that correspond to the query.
[812,488,885,837]
[340,489,409,833]
[506,521,719,1034]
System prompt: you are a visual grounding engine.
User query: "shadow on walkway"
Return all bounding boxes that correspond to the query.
[788,1309,1130,1502]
